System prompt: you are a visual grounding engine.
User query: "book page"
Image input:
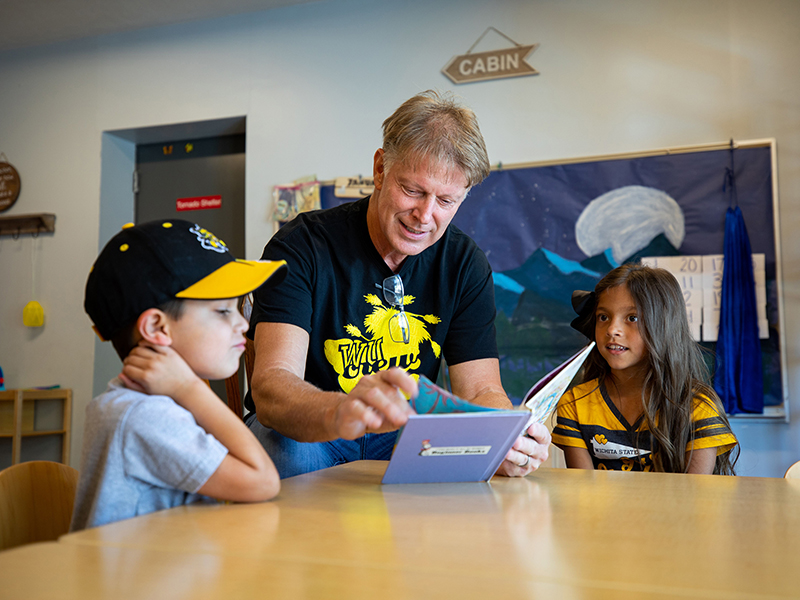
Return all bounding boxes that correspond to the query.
[523,343,595,423]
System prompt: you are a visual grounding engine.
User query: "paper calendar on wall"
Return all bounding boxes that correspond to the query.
[641,254,768,342]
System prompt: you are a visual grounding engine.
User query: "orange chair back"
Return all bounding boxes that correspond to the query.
[0,460,79,551]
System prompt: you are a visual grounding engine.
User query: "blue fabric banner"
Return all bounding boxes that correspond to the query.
[714,206,764,413]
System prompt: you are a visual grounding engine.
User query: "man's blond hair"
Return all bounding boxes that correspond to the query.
[381,90,490,188]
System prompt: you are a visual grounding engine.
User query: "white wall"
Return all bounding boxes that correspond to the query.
[0,0,798,476]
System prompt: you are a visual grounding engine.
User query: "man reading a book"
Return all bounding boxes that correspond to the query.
[244,90,551,478]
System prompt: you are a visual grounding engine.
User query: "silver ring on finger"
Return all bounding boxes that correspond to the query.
[520,455,530,468]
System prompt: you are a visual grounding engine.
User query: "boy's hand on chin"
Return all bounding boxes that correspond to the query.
[120,342,202,399]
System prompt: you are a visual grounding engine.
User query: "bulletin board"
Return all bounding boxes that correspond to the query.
[320,139,786,419]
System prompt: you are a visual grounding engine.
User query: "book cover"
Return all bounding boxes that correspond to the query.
[381,343,594,484]
[381,411,531,484]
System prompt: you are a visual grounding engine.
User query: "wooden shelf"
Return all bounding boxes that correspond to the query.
[0,389,71,465]
[0,213,56,237]
[0,430,66,439]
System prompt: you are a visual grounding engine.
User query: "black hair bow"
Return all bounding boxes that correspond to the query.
[570,290,596,340]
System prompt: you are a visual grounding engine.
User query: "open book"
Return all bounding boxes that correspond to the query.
[522,342,596,423]
[381,342,595,484]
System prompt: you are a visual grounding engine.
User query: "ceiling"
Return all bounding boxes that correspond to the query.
[1,0,318,53]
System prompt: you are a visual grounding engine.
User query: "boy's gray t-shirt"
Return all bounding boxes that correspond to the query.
[70,378,228,531]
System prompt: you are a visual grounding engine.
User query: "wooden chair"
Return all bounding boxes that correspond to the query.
[784,461,800,479]
[222,294,256,419]
[0,460,80,551]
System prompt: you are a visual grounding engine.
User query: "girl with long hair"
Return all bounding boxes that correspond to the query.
[552,264,738,474]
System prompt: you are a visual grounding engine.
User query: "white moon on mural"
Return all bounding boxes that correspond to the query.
[575,185,685,264]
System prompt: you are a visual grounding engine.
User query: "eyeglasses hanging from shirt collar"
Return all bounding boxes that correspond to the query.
[375,274,410,344]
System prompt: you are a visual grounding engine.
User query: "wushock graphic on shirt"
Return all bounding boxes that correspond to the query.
[591,433,654,471]
[324,292,442,393]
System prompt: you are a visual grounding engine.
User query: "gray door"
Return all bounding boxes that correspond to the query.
[135,134,246,399]
[135,134,245,256]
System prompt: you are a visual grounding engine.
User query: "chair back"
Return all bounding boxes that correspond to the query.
[0,460,80,551]
[785,461,800,479]
[242,294,256,390]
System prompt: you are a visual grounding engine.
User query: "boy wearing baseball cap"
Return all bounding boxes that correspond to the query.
[71,220,287,531]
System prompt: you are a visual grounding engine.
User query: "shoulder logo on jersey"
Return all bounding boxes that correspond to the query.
[190,224,228,253]
[323,291,441,393]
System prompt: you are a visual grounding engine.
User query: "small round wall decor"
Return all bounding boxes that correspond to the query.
[0,160,21,213]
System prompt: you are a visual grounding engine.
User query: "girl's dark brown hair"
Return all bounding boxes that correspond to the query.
[580,263,738,475]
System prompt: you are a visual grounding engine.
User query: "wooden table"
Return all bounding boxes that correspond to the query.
[1,461,799,599]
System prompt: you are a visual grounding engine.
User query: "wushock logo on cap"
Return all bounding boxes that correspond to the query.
[190,224,228,253]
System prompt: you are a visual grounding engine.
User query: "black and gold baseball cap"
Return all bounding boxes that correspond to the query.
[85,220,286,341]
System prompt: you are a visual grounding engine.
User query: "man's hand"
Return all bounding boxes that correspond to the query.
[119,342,203,402]
[331,368,417,440]
[495,421,552,477]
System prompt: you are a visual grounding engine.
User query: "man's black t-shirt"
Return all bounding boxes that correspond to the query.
[245,197,498,412]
